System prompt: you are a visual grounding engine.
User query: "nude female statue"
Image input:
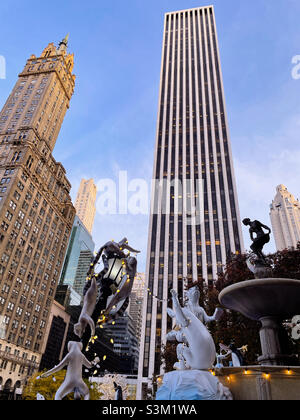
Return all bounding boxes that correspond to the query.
[242,219,271,260]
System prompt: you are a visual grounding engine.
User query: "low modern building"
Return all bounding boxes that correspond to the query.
[39,299,70,372]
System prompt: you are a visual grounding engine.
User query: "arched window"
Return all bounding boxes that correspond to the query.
[4,379,12,391]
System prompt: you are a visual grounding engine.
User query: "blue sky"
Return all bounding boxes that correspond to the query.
[0,0,300,271]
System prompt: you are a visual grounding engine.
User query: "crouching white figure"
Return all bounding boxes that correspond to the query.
[40,341,93,400]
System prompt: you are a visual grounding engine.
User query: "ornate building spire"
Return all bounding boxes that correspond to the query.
[58,33,69,53]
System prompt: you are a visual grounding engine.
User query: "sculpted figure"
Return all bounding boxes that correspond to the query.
[242,219,271,261]
[86,238,140,284]
[185,286,224,323]
[74,277,98,340]
[219,343,247,367]
[242,219,272,278]
[167,289,216,370]
[167,286,223,370]
[81,239,140,349]
[40,342,93,400]
[113,382,123,401]
[283,315,300,340]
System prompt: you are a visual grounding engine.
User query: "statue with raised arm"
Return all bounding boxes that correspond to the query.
[40,342,94,400]
[186,286,224,323]
[242,219,271,260]
[166,285,224,365]
[157,289,232,400]
[167,289,216,370]
[38,237,140,401]
[81,238,140,350]
[219,342,247,367]
[242,219,272,278]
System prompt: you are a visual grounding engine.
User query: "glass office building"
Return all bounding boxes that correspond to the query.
[59,215,95,296]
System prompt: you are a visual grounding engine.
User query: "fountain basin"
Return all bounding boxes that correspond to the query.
[219,279,300,366]
[219,278,300,321]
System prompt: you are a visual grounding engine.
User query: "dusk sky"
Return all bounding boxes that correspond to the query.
[0,0,300,271]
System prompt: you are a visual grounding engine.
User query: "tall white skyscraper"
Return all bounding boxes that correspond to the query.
[270,185,300,251]
[137,6,244,399]
[74,179,97,234]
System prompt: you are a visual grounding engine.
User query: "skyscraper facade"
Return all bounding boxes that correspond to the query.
[59,215,95,297]
[74,178,97,234]
[137,6,243,397]
[0,37,76,391]
[270,185,300,251]
[128,273,145,344]
[103,313,140,374]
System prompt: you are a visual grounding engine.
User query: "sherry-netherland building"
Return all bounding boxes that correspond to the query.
[270,185,300,251]
[137,6,244,398]
[0,36,76,393]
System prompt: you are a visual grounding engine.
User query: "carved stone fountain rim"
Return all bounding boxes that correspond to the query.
[219,278,300,321]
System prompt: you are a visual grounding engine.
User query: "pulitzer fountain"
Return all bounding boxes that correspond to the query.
[157,218,300,400]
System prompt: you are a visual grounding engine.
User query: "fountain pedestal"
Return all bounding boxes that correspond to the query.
[219,279,300,366]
